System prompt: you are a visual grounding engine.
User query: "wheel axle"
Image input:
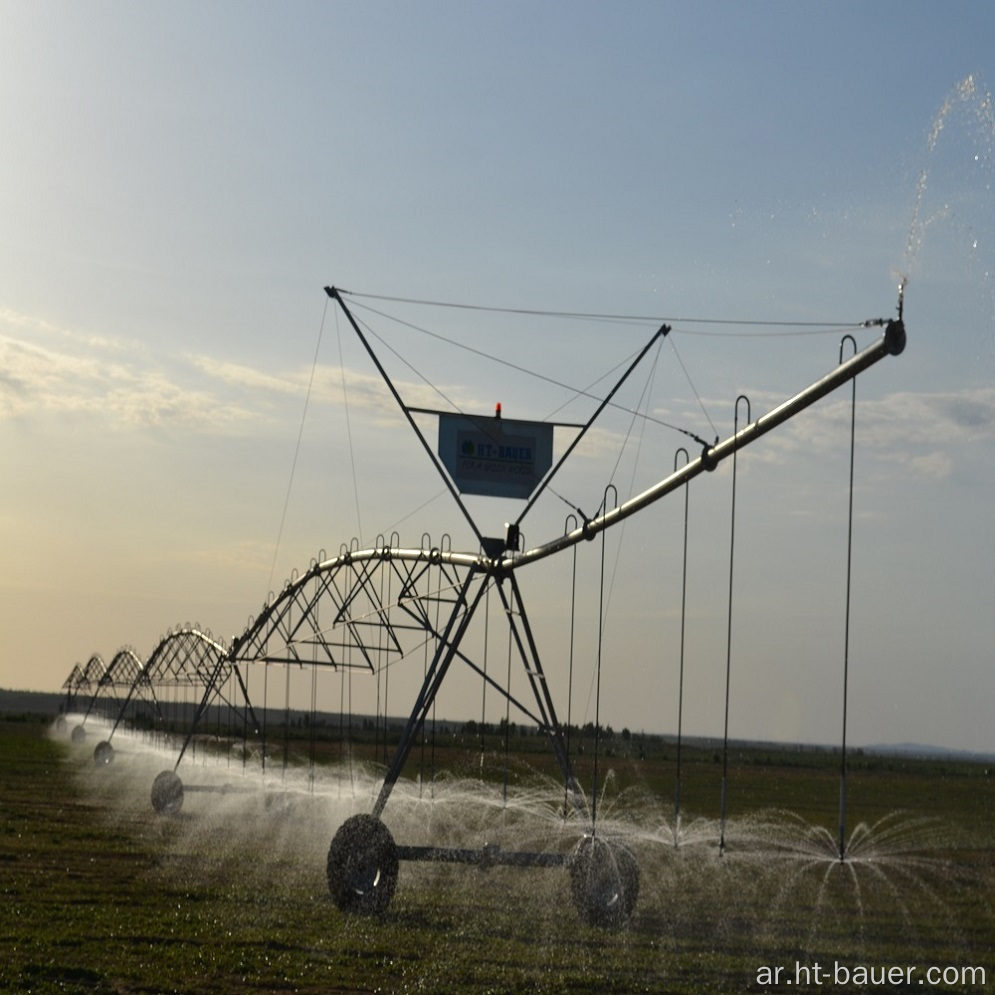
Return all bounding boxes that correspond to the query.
[326,818,639,927]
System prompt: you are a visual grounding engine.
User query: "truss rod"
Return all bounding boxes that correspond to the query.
[372,570,488,818]
[326,286,486,547]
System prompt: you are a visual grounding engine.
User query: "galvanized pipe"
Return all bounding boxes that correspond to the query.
[505,319,905,572]
[396,843,567,868]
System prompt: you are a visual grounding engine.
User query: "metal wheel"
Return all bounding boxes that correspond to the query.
[94,741,114,766]
[151,770,184,815]
[568,834,639,928]
[326,814,399,915]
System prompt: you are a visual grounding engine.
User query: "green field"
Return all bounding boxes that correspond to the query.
[2,716,993,993]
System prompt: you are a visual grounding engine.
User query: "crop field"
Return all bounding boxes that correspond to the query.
[2,715,993,994]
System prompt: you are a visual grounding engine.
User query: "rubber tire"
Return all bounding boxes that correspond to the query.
[151,770,184,815]
[94,741,114,766]
[326,814,399,916]
[568,835,640,928]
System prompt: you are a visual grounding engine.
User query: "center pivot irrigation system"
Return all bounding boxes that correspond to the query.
[76,286,906,927]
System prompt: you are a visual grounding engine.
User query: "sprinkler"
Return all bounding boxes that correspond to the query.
[65,288,906,928]
[313,290,905,924]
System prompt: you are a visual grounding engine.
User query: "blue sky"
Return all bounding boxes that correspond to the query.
[1,1,993,754]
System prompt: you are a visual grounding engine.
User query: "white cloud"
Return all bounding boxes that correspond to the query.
[7,299,991,479]
[103,372,257,430]
[0,306,139,355]
[0,333,256,430]
[907,451,955,479]
[186,356,294,393]
[189,352,480,425]
[750,386,995,480]
[0,306,478,435]
[0,334,110,418]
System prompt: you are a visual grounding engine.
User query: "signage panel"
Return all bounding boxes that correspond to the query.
[438,414,553,500]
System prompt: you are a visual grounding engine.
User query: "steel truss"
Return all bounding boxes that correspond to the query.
[89,628,257,768]
[69,648,142,735]
[62,653,104,712]
[60,653,105,738]
[319,301,906,925]
[160,545,575,795]
[69,288,905,927]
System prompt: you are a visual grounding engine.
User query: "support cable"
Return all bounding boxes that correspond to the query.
[720,394,750,856]
[375,540,387,766]
[309,661,318,792]
[479,581,490,764]
[839,335,858,861]
[336,305,364,546]
[349,296,710,444]
[358,314,465,420]
[602,338,662,500]
[338,288,883,334]
[673,447,691,844]
[600,338,662,604]
[429,542,443,800]
[591,483,617,834]
[516,327,669,527]
[338,641,346,796]
[502,607,513,807]
[418,536,431,799]
[386,533,399,766]
[268,297,328,595]
[261,663,269,776]
[579,349,660,730]
[282,663,291,779]
[335,293,677,539]
[347,638,355,795]
[309,592,320,792]
[226,671,234,769]
[668,335,719,441]
[564,513,579,818]
[326,287,485,547]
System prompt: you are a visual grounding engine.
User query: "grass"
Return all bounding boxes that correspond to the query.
[1,715,993,993]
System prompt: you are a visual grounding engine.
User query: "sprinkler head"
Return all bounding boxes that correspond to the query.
[885,319,906,356]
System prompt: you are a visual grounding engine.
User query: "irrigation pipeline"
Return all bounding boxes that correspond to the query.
[504,319,905,572]
[276,320,904,586]
[72,295,908,928]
